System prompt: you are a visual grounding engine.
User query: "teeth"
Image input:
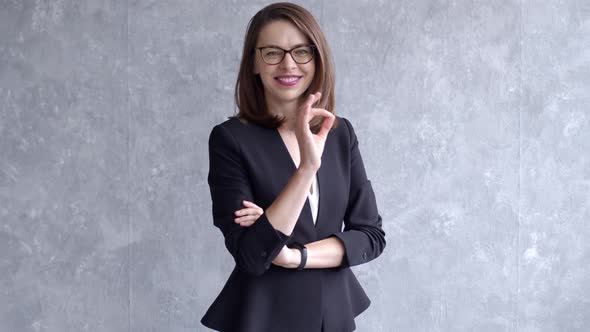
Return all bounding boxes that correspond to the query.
[277,77,299,82]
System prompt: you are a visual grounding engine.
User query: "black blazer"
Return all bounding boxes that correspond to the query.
[201,116,386,332]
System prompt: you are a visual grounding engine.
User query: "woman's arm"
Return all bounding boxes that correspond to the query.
[292,117,386,270]
[281,236,346,269]
[234,117,386,270]
[208,124,292,277]
[266,93,333,236]
[209,94,335,275]
[234,199,347,269]
[264,166,317,236]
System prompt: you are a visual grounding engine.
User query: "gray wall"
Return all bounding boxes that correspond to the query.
[1,0,589,331]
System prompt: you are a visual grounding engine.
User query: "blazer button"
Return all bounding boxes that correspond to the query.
[260,251,267,257]
[362,252,367,260]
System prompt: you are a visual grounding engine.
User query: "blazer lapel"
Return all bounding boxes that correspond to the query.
[314,132,338,238]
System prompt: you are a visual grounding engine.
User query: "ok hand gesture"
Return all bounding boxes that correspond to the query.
[296,92,335,171]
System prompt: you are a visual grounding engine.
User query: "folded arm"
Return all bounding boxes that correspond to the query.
[282,236,345,269]
[283,118,386,270]
[208,124,316,276]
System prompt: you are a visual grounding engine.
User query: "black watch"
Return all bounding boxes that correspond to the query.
[290,242,307,270]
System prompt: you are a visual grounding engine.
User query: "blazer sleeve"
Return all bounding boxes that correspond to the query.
[208,124,291,276]
[331,117,386,268]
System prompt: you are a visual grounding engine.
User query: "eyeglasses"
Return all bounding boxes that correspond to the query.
[255,45,316,65]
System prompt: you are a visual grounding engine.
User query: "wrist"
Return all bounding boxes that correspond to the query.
[289,248,301,269]
[296,164,318,177]
[289,242,308,270]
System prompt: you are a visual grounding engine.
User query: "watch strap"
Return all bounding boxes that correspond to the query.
[290,242,307,270]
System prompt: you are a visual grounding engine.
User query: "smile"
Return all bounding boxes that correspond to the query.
[275,75,302,86]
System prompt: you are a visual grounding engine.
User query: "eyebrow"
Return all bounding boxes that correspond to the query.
[258,43,309,49]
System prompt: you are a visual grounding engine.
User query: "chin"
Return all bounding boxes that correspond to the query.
[272,90,306,103]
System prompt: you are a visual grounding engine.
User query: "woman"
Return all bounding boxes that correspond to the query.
[201,3,386,331]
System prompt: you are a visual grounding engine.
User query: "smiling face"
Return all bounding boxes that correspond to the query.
[254,20,316,109]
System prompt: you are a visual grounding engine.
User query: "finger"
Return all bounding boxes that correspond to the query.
[301,92,323,126]
[241,204,263,216]
[241,217,257,226]
[234,207,250,216]
[239,220,255,227]
[313,91,322,105]
[234,216,251,224]
[297,92,322,135]
[309,108,333,117]
[310,108,335,139]
[304,91,322,110]
[235,214,260,222]
[242,200,262,210]
[235,207,263,217]
[318,113,335,138]
[309,92,321,113]
[303,93,317,110]
[241,202,263,215]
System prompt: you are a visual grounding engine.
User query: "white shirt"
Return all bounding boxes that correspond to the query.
[308,174,319,225]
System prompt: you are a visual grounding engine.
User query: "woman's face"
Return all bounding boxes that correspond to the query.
[254,20,316,108]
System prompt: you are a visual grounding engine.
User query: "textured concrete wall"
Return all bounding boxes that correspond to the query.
[1,0,589,331]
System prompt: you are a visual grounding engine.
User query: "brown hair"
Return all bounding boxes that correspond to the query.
[231,2,338,132]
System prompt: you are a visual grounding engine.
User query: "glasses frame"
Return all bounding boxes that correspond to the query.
[255,45,316,65]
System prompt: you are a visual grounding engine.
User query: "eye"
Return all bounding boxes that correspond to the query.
[264,49,282,57]
[294,48,310,55]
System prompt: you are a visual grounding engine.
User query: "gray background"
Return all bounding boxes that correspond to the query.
[1,0,589,331]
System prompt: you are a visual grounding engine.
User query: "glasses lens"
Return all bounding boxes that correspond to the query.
[261,48,284,64]
[292,46,313,64]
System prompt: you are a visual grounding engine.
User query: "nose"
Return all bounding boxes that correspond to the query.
[278,51,298,69]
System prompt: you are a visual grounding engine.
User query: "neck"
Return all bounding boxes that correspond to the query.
[266,97,302,132]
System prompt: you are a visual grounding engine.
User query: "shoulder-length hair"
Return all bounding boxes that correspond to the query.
[232,2,338,132]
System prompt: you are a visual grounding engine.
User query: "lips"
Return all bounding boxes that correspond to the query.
[275,75,302,87]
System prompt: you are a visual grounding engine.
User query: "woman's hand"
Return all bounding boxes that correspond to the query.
[234,200,263,227]
[296,91,336,171]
